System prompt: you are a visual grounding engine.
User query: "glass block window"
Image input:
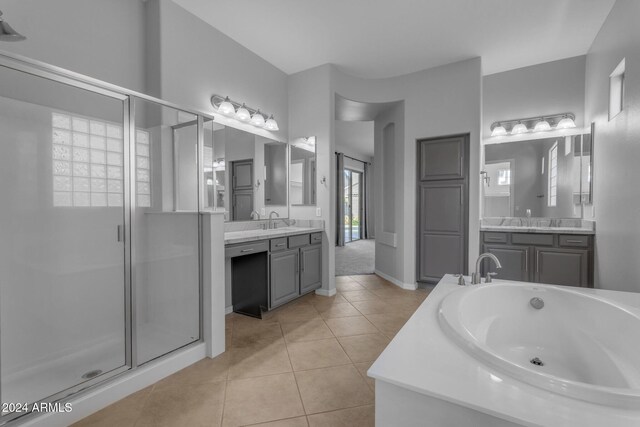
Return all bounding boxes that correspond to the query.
[52,112,151,207]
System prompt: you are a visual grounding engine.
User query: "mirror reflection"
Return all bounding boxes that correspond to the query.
[204,125,288,221]
[290,136,317,206]
[483,134,592,219]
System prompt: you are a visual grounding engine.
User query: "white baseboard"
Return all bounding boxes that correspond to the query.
[225,305,233,315]
[315,287,337,297]
[23,343,206,427]
[375,270,417,290]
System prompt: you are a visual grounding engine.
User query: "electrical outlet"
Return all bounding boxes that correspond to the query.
[316,207,322,217]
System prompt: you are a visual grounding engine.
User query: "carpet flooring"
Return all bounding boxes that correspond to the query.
[335,239,375,276]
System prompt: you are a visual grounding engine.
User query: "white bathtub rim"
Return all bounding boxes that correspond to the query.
[438,282,640,409]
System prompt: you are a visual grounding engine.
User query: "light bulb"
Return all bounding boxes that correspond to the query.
[491,124,507,137]
[250,110,266,127]
[533,118,551,132]
[265,115,279,131]
[217,96,235,116]
[511,122,528,135]
[556,116,576,129]
[235,104,251,122]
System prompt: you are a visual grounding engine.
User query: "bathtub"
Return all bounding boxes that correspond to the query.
[438,282,640,409]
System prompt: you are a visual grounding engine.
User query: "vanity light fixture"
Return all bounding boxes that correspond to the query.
[265,115,279,131]
[250,109,266,127]
[511,121,529,135]
[235,103,251,122]
[217,96,236,116]
[490,123,507,137]
[533,117,551,132]
[489,113,577,137]
[210,94,280,131]
[556,115,577,129]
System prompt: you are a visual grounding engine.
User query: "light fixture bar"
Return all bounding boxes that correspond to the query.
[211,94,279,131]
[490,113,576,136]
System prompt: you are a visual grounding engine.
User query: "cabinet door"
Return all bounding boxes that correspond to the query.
[300,245,322,294]
[534,247,588,287]
[482,245,530,282]
[270,249,299,308]
[419,136,466,181]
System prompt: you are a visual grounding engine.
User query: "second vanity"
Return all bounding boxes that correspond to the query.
[224,221,324,317]
[480,218,595,287]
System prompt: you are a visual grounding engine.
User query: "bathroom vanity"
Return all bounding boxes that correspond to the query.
[479,226,594,287]
[224,225,323,317]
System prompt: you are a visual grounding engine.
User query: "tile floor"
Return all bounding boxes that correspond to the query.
[74,274,430,427]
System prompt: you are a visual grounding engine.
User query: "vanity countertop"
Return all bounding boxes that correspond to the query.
[224,226,324,245]
[480,225,595,235]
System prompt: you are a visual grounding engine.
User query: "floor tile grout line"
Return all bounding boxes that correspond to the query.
[281,319,309,418]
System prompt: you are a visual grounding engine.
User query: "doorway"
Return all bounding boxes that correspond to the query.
[343,169,363,243]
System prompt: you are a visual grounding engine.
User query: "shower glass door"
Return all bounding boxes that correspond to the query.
[0,65,129,418]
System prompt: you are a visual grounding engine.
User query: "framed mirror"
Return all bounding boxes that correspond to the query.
[482,133,593,219]
[290,136,317,206]
[203,124,289,221]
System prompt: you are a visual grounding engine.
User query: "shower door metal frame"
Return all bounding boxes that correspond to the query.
[0,49,211,425]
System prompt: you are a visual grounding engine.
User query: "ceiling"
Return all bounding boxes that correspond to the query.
[335,95,400,121]
[173,0,615,78]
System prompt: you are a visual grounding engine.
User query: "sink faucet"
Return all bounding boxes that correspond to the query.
[471,253,502,284]
[250,210,260,220]
[268,211,280,229]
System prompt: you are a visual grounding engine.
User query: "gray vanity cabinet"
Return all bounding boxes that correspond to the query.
[482,245,529,282]
[534,247,589,287]
[480,231,593,287]
[270,248,300,307]
[300,244,322,294]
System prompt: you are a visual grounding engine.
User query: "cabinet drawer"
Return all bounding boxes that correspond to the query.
[311,232,323,244]
[225,240,269,258]
[512,233,553,246]
[288,234,310,248]
[559,235,589,248]
[270,238,288,252]
[483,232,507,243]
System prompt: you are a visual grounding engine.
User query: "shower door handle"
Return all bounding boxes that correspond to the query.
[117,225,125,242]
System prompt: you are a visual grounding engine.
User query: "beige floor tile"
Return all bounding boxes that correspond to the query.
[135,382,225,427]
[309,293,349,310]
[154,353,230,389]
[335,281,366,292]
[228,340,292,379]
[335,275,358,283]
[272,302,320,323]
[72,386,152,427]
[295,365,374,414]
[337,333,390,363]
[223,373,304,426]
[325,316,379,337]
[353,361,375,390]
[370,287,406,299]
[350,299,396,315]
[340,290,379,302]
[281,318,334,343]
[317,303,361,319]
[232,322,283,348]
[351,275,386,284]
[249,417,309,427]
[357,280,388,290]
[364,313,410,337]
[307,404,375,427]
[287,338,351,371]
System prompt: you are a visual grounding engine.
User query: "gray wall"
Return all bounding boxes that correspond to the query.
[483,56,586,136]
[1,0,147,93]
[584,0,640,292]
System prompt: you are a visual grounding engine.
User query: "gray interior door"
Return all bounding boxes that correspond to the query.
[231,159,254,221]
[300,245,322,294]
[270,249,300,307]
[417,135,469,284]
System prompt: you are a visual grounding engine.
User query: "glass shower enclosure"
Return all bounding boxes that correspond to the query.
[0,52,208,424]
